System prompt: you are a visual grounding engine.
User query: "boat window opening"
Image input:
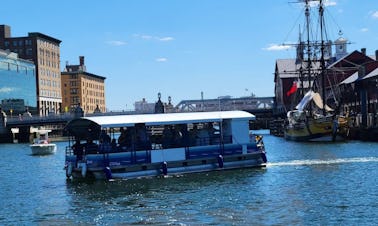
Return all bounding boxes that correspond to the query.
[68,120,235,156]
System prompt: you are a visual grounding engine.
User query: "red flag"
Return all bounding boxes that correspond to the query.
[286,82,297,96]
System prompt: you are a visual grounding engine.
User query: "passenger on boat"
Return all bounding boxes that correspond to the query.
[111,138,117,150]
[84,138,98,154]
[172,125,183,148]
[135,124,150,150]
[189,124,199,146]
[180,124,190,147]
[196,125,209,146]
[207,123,219,145]
[99,129,111,144]
[162,125,173,148]
[118,127,133,149]
[118,127,127,146]
[72,139,84,162]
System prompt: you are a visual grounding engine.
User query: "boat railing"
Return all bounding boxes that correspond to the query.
[65,135,237,164]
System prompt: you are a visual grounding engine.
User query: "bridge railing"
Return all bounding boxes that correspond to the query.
[6,110,138,126]
[6,113,75,125]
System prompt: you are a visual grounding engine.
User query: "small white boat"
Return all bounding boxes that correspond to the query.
[30,129,57,155]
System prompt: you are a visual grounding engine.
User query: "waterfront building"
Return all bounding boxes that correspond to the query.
[0,25,62,116]
[61,56,106,114]
[134,98,155,114]
[0,49,37,116]
[274,47,378,117]
[274,36,351,115]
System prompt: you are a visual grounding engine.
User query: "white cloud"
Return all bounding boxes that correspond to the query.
[263,44,292,51]
[360,28,369,32]
[155,57,168,62]
[372,11,378,19]
[134,34,174,42]
[0,87,14,93]
[158,37,174,42]
[107,40,127,46]
[141,35,153,40]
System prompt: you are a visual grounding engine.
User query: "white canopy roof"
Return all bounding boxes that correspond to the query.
[65,111,255,139]
[85,110,255,127]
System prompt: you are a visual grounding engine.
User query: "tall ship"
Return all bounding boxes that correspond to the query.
[284,0,349,141]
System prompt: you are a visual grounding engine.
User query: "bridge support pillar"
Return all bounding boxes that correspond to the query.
[0,122,12,143]
[17,126,32,143]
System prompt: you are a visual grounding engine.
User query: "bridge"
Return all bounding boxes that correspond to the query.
[175,96,275,129]
[175,96,274,113]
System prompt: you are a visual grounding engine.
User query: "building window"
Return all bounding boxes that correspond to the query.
[26,48,32,56]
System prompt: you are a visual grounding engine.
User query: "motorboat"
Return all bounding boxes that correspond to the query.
[30,129,57,155]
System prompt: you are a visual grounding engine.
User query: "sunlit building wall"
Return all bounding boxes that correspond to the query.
[0,25,62,116]
[61,56,106,114]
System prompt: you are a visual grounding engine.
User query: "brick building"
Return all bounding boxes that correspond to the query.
[61,56,106,114]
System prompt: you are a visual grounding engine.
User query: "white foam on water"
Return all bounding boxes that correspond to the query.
[267,157,378,167]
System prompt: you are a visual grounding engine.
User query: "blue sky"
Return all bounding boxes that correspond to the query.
[2,0,378,110]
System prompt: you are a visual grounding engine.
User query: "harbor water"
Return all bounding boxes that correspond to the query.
[0,131,377,225]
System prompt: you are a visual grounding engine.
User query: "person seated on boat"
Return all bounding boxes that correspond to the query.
[111,138,118,151]
[162,125,173,149]
[207,123,219,145]
[99,129,111,144]
[118,127,132,149]
[38,134,48,144]
[171,125,183,148]
[118,127,126,145]
[196,124,209,146]
[179,124,190,147]
[255,135,264,147]
[84,138,98,154]
[72,139,84,161]
[188,124,199,146]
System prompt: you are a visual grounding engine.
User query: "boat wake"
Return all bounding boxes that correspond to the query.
[267,157,378,167]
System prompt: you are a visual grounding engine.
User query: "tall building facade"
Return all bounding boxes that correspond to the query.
[0,25,62,116]
[61,56,106,114]
[0,49,37,116]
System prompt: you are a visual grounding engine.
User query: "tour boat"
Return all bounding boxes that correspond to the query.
[64,110,267,180]
[30,129,57,155]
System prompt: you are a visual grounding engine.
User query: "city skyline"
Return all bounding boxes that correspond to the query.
[1,0,378,111]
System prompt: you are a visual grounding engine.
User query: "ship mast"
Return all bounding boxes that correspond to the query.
[305,0,311,94]
[303,0,328,115]
[319,0,327,115]
[303,0,314,115]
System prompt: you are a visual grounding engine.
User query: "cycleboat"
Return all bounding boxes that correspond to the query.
[64,110,267,180]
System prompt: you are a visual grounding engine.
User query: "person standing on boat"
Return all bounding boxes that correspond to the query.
[72,139,84,164]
